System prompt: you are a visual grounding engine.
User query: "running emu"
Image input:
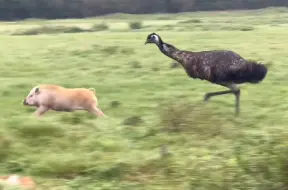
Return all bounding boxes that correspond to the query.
[144,33,268,116]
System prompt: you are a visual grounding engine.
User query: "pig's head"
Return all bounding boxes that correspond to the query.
[23,86,40,107]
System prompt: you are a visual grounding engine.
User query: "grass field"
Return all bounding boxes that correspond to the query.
[0,7,288,190]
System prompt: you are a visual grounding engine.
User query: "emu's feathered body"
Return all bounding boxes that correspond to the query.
[145,33,268,116]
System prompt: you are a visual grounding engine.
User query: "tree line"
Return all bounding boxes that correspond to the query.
[0,0,287,21]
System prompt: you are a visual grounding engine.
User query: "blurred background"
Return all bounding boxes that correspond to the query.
[0,0,287,19]
[0,0,288,190]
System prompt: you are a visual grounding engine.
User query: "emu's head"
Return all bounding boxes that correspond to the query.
[145,33,162,46]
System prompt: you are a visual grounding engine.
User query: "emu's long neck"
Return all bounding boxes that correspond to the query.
[156,41,186,65]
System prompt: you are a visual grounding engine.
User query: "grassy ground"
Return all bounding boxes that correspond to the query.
[0,7,288,190]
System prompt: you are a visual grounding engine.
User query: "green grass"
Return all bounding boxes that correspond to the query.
[0,7,288,190]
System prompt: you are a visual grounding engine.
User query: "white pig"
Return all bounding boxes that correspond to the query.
[23,84,106,117]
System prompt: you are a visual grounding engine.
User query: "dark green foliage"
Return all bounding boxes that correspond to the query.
[98,162,131,180]
[121,48,135,55]
[91,22,109,31]
[5,160,26,173]
[60,112,94,125]
[129,21,143,30]
[129,61,142,69]
[12,26,91,35]
[179,19,202,24]
[0,134,12,162]
[233,131,288,190]
[122,116,144,126]
[0,0,286,21]
[7,120,64,139]
[110,101,121,108]
[101,46,120,54]
[170,62,180,69]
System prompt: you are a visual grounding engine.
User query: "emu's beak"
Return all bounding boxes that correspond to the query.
[23,100,27,105]
[144,40,149,45]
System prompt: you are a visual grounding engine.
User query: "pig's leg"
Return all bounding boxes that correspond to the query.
[34,106,49,117]
[88,105,106,117]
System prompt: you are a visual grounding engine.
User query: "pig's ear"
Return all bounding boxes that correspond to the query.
[34,87,40,95]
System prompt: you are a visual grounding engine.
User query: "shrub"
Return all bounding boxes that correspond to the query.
[239,26,255,31]
[5,160,26,173]
[0,182,24,190]
[122,116,144,126]
[30,153,92,178]
[97,162,131,180]
[170,62,181,69]
[158,101,230,137]
[129,61,142,69]
[219,25,255,31]
[121,48,134,55]
[13,123,63,138]
[129,21,143,30]
[60,112,94,125]
[6,118,64,139]
[101,46,119,54]
[233,129,288,190]
[91,22,109,31]
[179,19,202,24]
[110,100,121,108]
[12,25,91,35]
[0,134,12,161]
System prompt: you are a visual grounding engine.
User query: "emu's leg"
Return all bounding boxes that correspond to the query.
[235,89,240,116]
[203,83,240,116]
[204,90,233,102]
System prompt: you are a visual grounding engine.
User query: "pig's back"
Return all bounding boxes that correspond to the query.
[68,88,97,105]
[39,85,96,107]
[39,84,65,90]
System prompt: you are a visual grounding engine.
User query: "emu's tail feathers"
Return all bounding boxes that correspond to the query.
[245,60,268,83]
[229,60,268,84]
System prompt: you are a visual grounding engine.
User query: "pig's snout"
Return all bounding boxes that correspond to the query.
[23,99,28,105]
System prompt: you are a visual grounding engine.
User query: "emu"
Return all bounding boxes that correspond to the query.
[144,33,268,116]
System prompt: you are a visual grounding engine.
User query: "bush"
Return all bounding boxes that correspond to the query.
[0,134,12,161]
[122,116,144,126]
[60,112,94,125]
[219,25,255,31]
[0,182,24,190]
[239,26,255,31]
[30,153,92,178]
[170,62,181,69]
[179,19,202,24]
[91,23,109,31]
[158,102,230,137]
[121,48,134,55]
[129,21,143,30]
[233,129,288,190]
[6,118,65,148]
[10,122,64,139]
[100,46,119,54]
[129,61,142,69]
[110,101,121,108]
[12,25,91,35]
